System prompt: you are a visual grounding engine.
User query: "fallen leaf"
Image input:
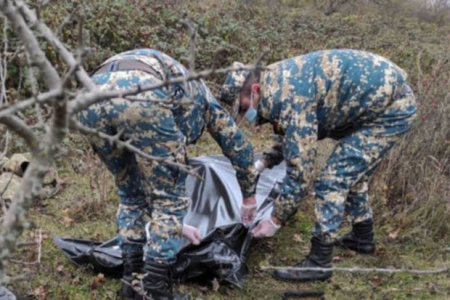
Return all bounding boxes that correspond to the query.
[57,265,64,273]
[97,273,105,282]
[252,266,263,278]
[344,250,356,257]
[212,278,220,292]
[89,273,106,290]
[293,234,303,243]
[388,229,401,240]
[72,277,81,285]
[332,255,343,262]
[62,216,74,226]
[372,276,383,287]
[34,286,47,300]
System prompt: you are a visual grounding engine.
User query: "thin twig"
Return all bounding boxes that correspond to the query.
[261,265,450,275]
[0,88,63,119]
[69,64,264,115]
[70,119,202,180]
[24,49,44,125]
[0,171,14,215]
[55,5,80,38]
[121,279,151,300]
[61,62,80,88]
[0,115,39,152]
[0,16,8,104]
[0,129,10,161]
[3,0,61,91]
[181,19,196,73]
[124,95,173,103]
[17,0,96,91]
[10,229,42,265]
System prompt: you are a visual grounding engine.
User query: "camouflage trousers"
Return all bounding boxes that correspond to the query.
[78,69,190,264]
[313,85,417,240]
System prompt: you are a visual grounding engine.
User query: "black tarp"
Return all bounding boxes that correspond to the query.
[55,155,286,288]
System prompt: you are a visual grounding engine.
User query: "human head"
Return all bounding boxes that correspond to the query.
[219,63,261,121]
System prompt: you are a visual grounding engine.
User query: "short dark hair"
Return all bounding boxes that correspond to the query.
[240,70,261,98]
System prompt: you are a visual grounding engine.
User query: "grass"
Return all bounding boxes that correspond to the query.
[6,130,450,299]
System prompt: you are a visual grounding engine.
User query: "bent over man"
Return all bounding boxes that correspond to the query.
[79,49,258,299]
[220,49,417,282]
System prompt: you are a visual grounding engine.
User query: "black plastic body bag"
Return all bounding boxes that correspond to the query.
[55,155,286,288]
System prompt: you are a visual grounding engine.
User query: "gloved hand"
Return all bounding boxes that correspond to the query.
[254,159,267,172]
[251,217,281,238]
[182,224,202,245]
[241,196,258,226]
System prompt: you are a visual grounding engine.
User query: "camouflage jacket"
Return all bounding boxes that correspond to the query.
[101,49,257,197]
[258,49,410,222]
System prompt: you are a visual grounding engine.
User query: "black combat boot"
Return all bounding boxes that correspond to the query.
[122,251,144,300]
[335,219,376,254]
[142,260,189,300]
[273,236,333,282]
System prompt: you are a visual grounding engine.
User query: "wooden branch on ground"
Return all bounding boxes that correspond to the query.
[261,265,450,275]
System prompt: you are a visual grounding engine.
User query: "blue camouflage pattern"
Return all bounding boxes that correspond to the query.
[102,49,258,198]
[219,62,250,118]
[78,48,257,263]
[78,70,190,263]
[223,49,417,239]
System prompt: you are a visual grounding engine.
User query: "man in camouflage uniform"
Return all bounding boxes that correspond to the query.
[79,49,258,299]
[220,49,417,282]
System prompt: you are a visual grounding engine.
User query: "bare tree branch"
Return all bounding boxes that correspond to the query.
[0,115,38,152]
[10,229,42,265]
[181,19,196,73]
[0,64,259,119]
[0,88,63,119]
[70,118,200,179]
[24,49,45,125]
[0,0,68,285]
[16,0,96,91]
[261,265,450,275]
[0,129,10,161]
[0,16,8,104]
[1,0,61,91]
[55,5,80,39]
[0,171,14,215]
[69,64,262,115]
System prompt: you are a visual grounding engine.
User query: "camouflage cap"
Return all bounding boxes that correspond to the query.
[219,62,250,119]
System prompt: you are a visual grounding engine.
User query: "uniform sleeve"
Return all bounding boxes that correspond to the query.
[262,135,284,168]
[204,89,258,198]
[272,97,318,222]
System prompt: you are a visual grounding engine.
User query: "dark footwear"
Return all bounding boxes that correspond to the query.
[335,219,376,254]
[273,236,333,282]
[122,251,144,300]
[142,260,189,300]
